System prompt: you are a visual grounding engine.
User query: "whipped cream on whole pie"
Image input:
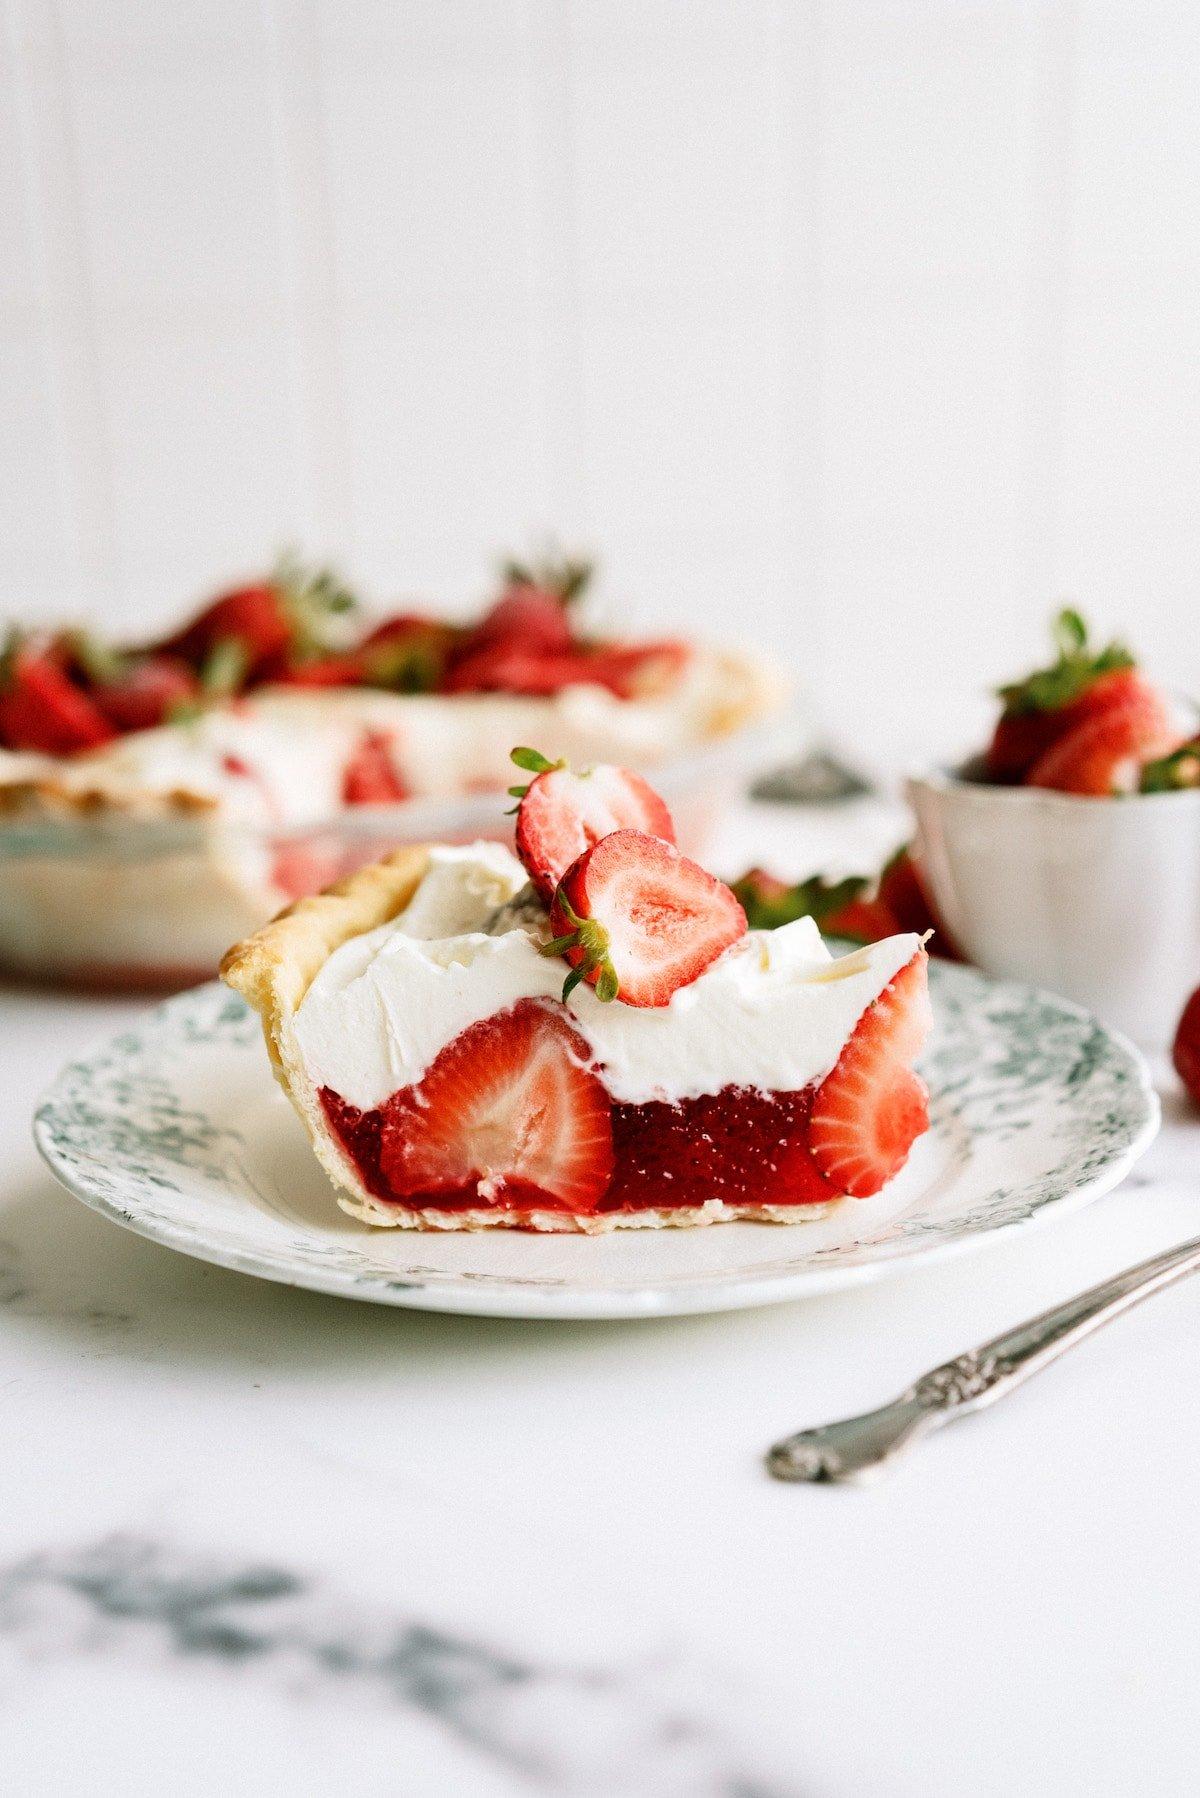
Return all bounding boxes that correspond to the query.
[223,757,932,1234]
[0,652,765,826]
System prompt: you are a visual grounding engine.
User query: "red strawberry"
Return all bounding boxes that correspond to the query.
[443,643,597,696]
[822,893,902,943]
[0,643,118,754]
[986,668,1147,782]
[809,951,932,1198]
[378,999,614,1212]
[342,732,409,805]
[985,707,1068,783]
[876,846,962,960]
[163,583,292,674]
[547,829,747,1008]
[1173,986,1200,1108]
[511,748,676,900]
[471,584,573,656]
[268,652,365,688]
[91,655,199,732]
[1027,679,1179,795]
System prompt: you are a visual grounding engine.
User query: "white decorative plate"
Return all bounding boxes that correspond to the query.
[34,967,1158,1319]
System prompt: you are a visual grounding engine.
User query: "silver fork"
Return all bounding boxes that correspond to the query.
[767,1233,1200,1484]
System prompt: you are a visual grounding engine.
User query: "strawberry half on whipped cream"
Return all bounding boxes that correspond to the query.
[222,754,933,1232]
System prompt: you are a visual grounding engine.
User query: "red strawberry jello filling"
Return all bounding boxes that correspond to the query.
[314,950,929,1219]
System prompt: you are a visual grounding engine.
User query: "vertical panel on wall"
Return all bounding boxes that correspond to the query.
[1018,0,1076,618]
[767,0,827,699]
[264,0,353,566]
[818,0,1055,765]
[521,0,587,551]
[1058,0,1200,696]
[5,0,115,618]
[567,0,799,646]
[55,0,304,626]
[316,0,546,607]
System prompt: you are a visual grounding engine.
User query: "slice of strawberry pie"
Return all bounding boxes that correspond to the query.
[221,757,932,1231]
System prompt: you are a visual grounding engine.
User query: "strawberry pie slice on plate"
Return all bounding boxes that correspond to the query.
[35,800,1157,1312]
[219,756,934,1231]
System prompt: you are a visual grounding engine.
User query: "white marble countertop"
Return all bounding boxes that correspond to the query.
[3,799,1199,1797]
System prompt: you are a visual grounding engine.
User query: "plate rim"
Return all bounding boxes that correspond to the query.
[32,973,1161,1320]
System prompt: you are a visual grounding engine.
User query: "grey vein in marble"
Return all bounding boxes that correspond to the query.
[0,1535,803,1797]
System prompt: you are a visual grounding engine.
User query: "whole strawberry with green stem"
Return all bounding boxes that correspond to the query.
[986,609,1179,793]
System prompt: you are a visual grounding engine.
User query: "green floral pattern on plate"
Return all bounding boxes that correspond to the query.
[33,967,1159,1319]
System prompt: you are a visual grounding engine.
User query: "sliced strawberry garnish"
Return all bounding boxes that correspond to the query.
[377,999,614,1212]
[547,829,747,1008]
[0,642,118,754]
[1027,677,1179,795]
[511,747,676,900]
[808,951,932,1198]
[91,655,199,732]
[342,732,409,805]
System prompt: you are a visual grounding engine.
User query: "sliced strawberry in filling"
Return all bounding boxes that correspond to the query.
[809,951,932,1198]
[319,950,931,1217]
[324,998,614,1213]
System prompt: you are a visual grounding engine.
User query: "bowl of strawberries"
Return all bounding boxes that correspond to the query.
[907,610,1200,1043]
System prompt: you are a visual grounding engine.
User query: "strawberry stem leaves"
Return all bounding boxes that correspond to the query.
[501,551,594,607]
[997,609,1133,716]
[540,886,621,1004]
[510,746,562,775]
[200,636,251,699]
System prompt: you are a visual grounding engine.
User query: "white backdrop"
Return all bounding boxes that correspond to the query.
[3,0,1198,765]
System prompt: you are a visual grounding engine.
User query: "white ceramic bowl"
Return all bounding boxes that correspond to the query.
[907,768,1200,1044]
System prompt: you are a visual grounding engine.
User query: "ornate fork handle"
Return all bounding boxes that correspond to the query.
[767,1232,1200,1484]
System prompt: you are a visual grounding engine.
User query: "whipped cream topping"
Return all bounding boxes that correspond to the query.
[289,844,922,1110]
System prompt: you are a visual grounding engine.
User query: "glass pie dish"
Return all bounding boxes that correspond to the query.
[0,708,801,991]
